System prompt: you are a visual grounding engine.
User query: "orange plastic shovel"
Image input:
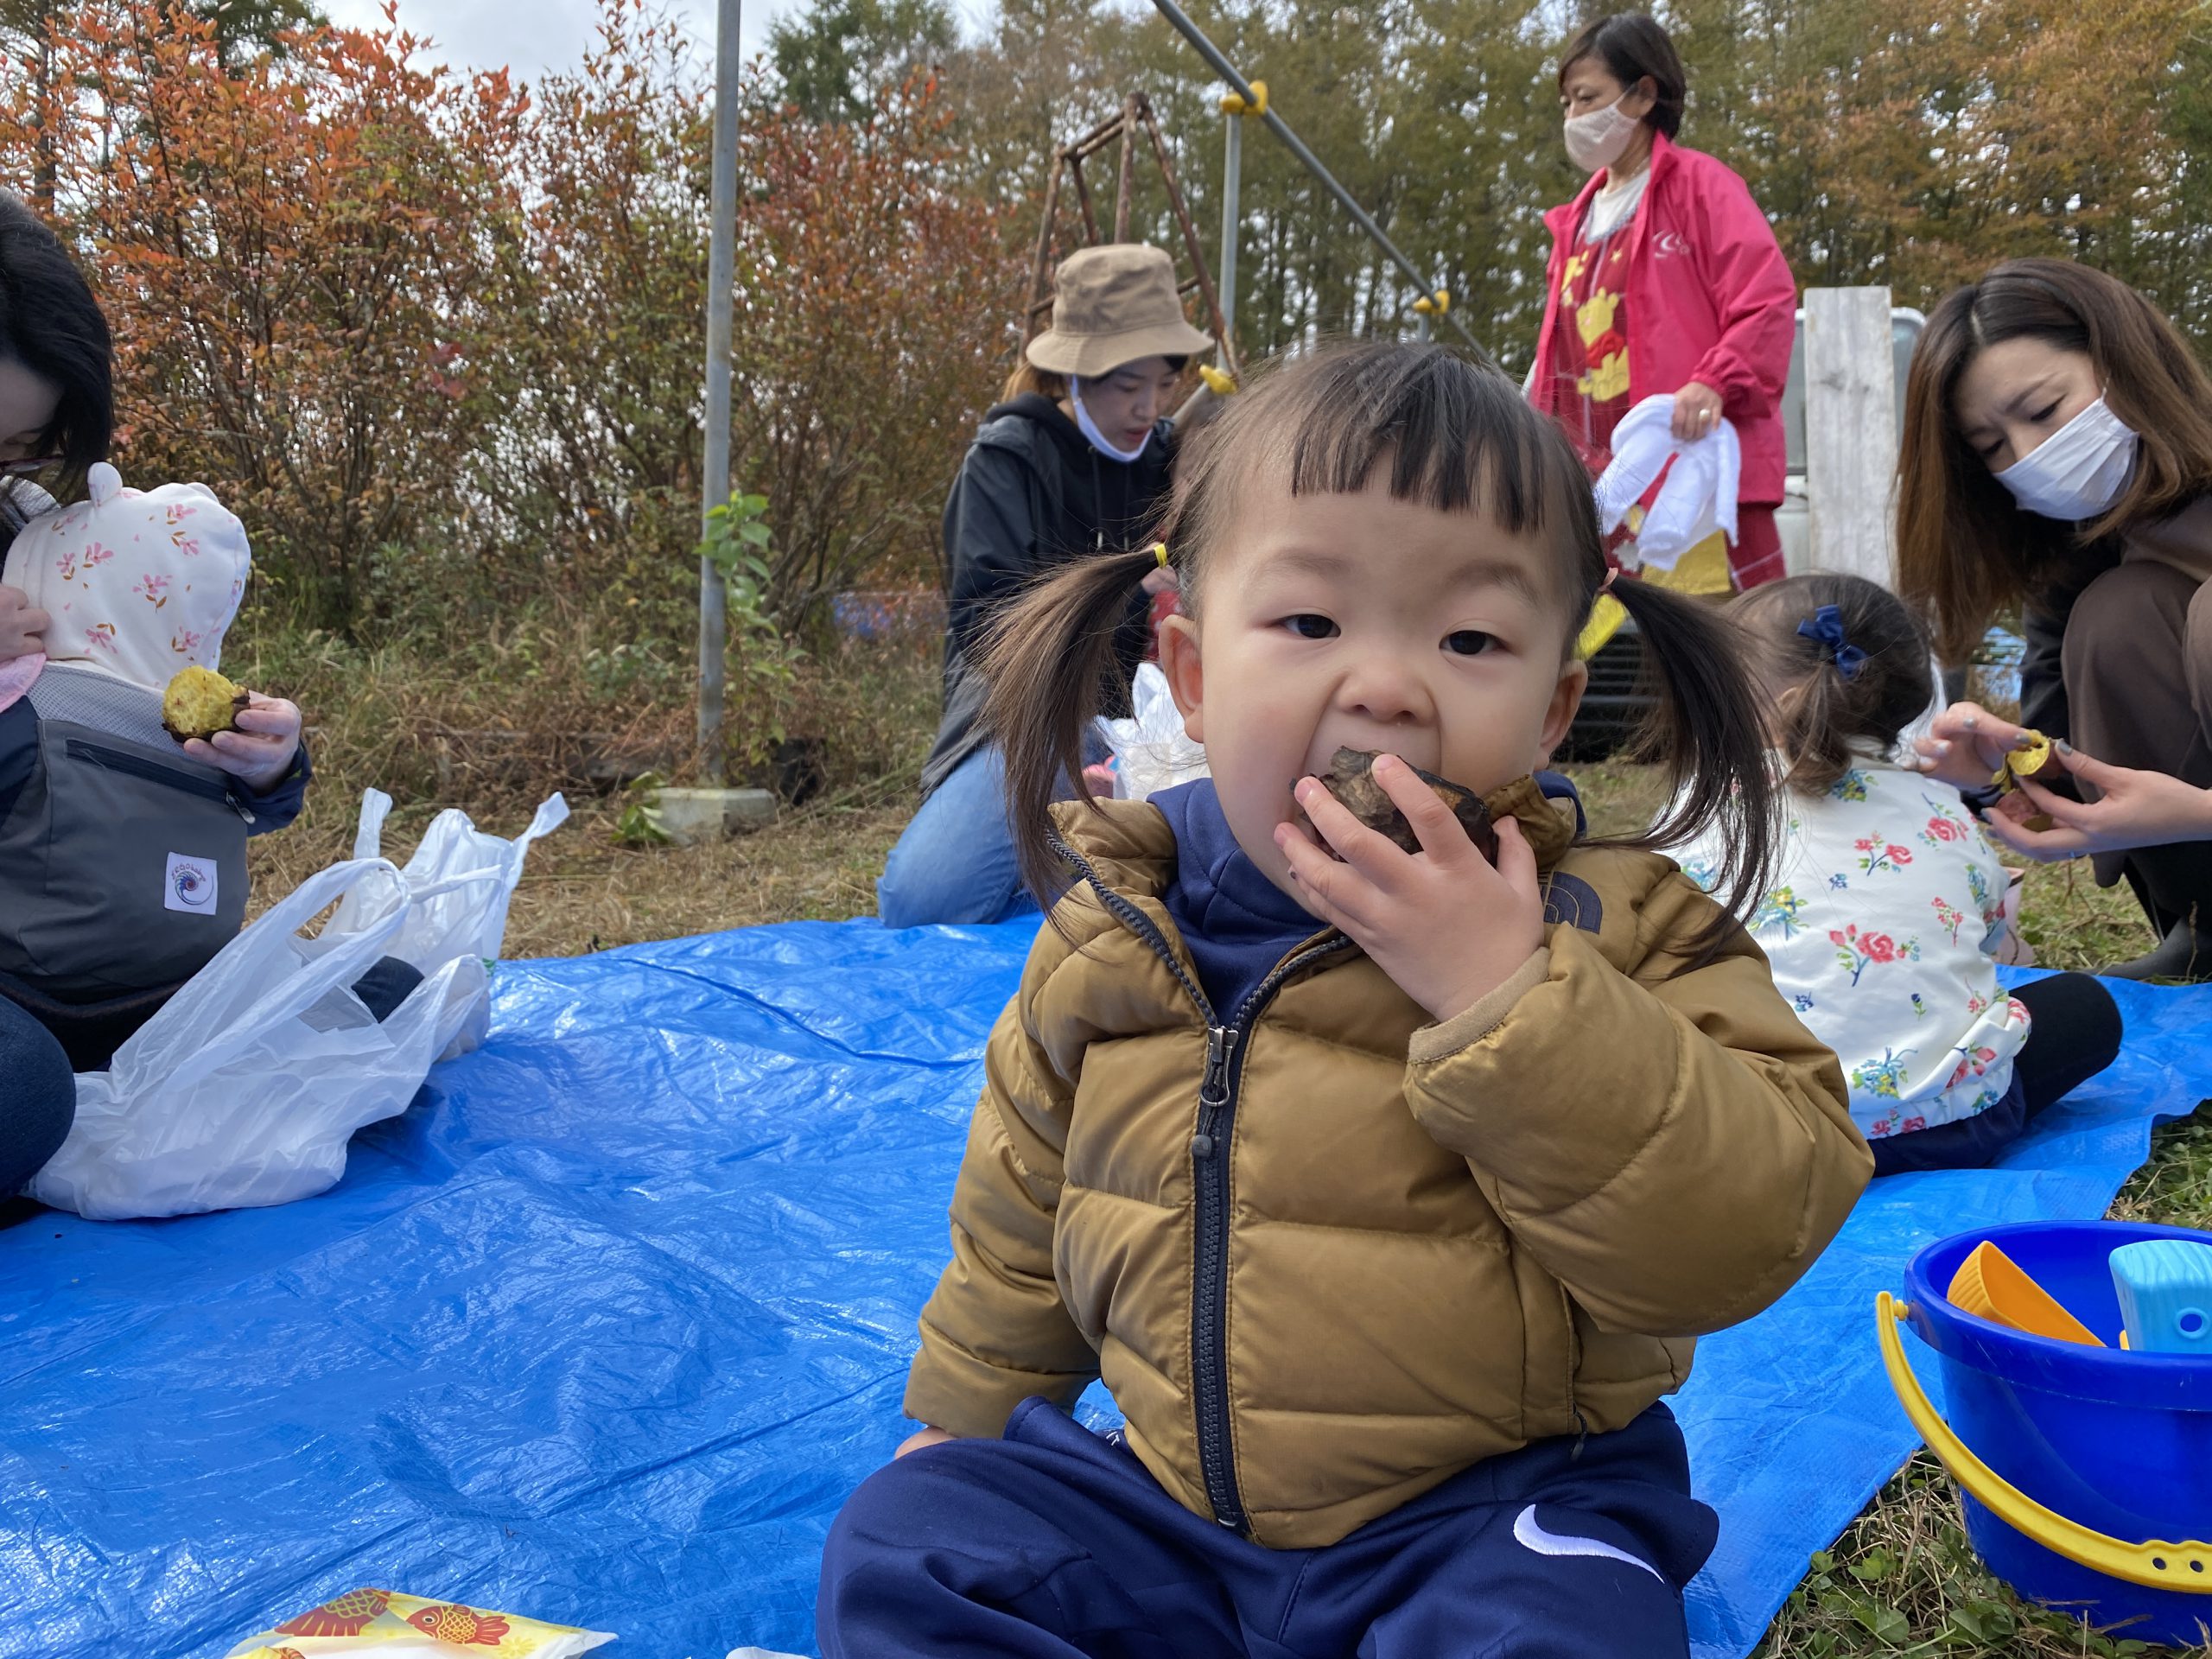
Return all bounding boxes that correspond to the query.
[1946,1240,2104,1345]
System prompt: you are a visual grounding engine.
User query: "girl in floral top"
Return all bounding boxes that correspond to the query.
[1673,573,2122,1174]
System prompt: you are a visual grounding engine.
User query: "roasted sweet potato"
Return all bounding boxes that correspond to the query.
[1295,746,1498,862]
[162,665,249,744]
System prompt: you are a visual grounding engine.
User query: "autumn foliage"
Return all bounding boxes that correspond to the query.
[1,0,2205,648]
[0,0,1020,637]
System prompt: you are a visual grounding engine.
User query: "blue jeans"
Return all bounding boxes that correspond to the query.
[877,746,1041,929]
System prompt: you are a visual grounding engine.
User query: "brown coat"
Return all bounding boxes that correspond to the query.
[905,778,1870,1549]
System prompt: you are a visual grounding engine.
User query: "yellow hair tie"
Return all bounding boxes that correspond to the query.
[1152,542,1171,570]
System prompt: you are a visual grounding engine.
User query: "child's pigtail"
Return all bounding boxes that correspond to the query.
[1771,651,1854,798]
[1729,572,1936,799]
[978,544,1162,911]
[1606,575,1783,955]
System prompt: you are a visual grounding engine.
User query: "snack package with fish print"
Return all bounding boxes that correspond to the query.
[226,1587,613,1658]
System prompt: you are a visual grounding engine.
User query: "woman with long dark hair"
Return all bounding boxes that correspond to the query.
[1897,257,2212,979]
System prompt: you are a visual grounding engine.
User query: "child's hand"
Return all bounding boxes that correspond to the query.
[181,692,302,794]
[896,1426,957,1458]
[1275,753,1545,1025]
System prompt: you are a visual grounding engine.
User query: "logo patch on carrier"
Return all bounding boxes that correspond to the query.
[164,851,219,913]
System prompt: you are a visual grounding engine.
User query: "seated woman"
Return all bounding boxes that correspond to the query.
[0,190,114,1193]
[1897,257,2212,978]
[0,192,415,1197]
[1671,573,2121,1175]
[876,243,1209,928]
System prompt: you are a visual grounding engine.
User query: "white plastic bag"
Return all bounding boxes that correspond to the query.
[1098,663,1208,803]
[335,789,568,973]
[29,858,488,1220]
[329,790,567,1058]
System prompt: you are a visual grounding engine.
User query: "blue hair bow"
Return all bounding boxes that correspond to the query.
[1796,605,1867,681]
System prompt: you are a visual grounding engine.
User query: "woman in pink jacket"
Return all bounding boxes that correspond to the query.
[1529,14,1797,590]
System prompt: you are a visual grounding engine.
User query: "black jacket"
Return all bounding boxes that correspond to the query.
[919,395,1174,799]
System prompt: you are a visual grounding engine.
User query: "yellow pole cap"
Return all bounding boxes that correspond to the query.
[1198,364,1237,396]
[1220,79,1268,117]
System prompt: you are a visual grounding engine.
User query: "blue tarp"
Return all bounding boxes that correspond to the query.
[2,919,2206,1659]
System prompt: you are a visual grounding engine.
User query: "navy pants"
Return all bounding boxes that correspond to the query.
[819,1397,1716,1658]
[1869,971,2123,1176]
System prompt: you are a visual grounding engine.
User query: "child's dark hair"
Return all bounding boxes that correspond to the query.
[979,340,1780,948]
[0,194,112,502]
[1728,573,1934,797]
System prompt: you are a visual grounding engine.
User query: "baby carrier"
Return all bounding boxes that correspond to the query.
[0,661,251,1002]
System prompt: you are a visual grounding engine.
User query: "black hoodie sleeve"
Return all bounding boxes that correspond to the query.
[943,440,1043,669]
[2017,601,2070,741]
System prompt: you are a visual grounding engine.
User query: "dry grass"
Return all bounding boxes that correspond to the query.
[242,613,944,952]
[254,794,917,957]
[239,634,2208,1656]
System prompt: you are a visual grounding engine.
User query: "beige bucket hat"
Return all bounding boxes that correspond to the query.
[1027,244,1214,379]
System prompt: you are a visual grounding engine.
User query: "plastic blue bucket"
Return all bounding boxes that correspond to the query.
[1895,1220,2212,1644]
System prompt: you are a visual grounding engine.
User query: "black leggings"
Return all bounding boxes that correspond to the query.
[1870,972,2125,1176]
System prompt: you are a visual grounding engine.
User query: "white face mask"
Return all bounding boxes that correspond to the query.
[1071,377,1152,464]
[1564,93,1642,174]
[1992,395,2140,522]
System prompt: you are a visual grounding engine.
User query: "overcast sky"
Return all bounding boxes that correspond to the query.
[318,0,990,88]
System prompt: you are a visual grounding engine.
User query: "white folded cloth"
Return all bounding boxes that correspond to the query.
[1592,394,1741,569]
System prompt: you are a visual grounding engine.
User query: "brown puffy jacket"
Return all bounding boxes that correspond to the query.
[905,777,1871,1549]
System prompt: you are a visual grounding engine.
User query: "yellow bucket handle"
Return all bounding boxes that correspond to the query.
[1878,1293,2212,1592]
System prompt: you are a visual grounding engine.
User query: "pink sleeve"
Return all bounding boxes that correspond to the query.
[1686,164,1797,415]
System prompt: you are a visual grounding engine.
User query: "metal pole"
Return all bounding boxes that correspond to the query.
[697,0,741,786]
[1114,95,1137,241]
[1148,0,1494,370]
[1218,108,1240,355]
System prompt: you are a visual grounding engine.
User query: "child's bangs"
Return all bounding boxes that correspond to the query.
[1269,346,1589,541]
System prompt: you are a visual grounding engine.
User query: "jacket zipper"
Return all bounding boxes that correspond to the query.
[66,737,256,823]
[1188,938,1351,1531]
[1048,831,1351,1535]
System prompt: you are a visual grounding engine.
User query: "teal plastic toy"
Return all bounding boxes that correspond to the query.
[2111,1238,2212,1355]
